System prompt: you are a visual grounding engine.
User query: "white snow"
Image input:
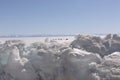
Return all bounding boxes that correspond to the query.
[0,36,75,44]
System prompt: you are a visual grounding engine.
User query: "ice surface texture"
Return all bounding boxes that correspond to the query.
[0,34,120,80]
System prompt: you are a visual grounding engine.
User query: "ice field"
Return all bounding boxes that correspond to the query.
[0,34,120,80]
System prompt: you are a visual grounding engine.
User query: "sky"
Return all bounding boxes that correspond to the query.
[0,0,120,35]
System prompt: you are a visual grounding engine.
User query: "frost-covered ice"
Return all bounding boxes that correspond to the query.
[0,34,120,80]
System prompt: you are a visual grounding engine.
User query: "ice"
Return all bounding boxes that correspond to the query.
[89,52,120,80]
[0,34,120,80]
[71,34,120,57]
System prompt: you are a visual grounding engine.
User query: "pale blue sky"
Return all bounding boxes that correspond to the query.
[0,0,120,35]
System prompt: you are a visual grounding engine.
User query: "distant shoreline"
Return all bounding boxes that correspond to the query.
[0,33,110,38]
[0,35,74,38]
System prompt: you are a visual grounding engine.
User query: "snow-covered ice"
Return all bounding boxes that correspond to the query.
[0,34,120,80]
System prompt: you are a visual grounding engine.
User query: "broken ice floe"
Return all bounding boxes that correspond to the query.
[0,34,120,80]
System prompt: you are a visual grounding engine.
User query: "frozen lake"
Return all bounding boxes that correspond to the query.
[0,36,75,44]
